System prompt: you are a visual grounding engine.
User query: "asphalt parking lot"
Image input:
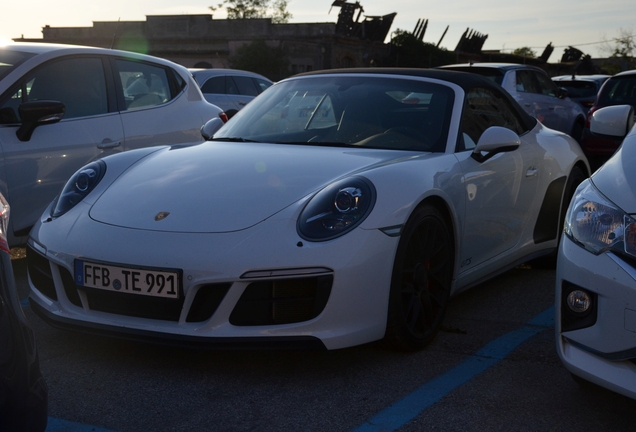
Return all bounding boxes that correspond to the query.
[12,253,636,432]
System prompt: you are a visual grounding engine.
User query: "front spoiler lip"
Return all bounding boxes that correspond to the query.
[29,299,327,351]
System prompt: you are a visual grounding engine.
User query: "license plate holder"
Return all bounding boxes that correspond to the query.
[74,260,181,299]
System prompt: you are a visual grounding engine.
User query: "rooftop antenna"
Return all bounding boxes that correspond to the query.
[110,18,121,49]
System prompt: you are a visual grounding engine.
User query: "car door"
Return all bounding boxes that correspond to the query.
[0,55,124,238]
[114,58,206,150]
[456,87,540,272]
[515,69,569,133]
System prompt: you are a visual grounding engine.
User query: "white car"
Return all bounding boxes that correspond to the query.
[557,104,636,399]
[440,63,587,142]
[0,42,227,246]
[189,68,273,118]
[27,69,588,351]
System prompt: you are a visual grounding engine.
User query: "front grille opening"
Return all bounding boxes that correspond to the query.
[230,275,333,326]
[186,283,232,323]
[26,245,57,301]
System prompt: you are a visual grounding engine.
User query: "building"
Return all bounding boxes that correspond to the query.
[14,4,396,81]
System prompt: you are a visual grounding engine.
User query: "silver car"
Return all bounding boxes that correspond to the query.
[0,43,227,246]
[440,63,587,142]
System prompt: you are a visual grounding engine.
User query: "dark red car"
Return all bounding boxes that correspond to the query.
[580,70,636,164]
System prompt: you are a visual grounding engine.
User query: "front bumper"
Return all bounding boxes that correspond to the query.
[556,235,636,399]
[27,211,399,351]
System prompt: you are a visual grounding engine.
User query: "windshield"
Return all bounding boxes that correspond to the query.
[214,75,455,152]
[597,76,636,107]
[0,48,36,81]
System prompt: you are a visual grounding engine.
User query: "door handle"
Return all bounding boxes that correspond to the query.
[97,140,121,150]
[526,167,538,177]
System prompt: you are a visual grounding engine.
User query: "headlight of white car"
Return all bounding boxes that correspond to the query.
[298,176,376,241]
[564,179,636,257]
[51,160,106,218]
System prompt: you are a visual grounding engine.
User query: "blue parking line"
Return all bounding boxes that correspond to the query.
[46,417,118,432]
[352,307,555,432]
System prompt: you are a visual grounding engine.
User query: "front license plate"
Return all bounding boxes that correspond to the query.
[74,260,180,299]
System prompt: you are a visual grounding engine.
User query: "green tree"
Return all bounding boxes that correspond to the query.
[230,39,289,81]
[390,29,455,68]
[210,0,292,22]
[513,47,536,58]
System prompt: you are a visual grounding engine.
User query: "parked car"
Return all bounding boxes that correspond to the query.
[27,69,588,351]
[551,74,611,114]
[439,63,587,142]
[0,193,48,432]
[556,104,636,399]
[0,42,228,246]
[579,70,636,160]
[189,68,273,118]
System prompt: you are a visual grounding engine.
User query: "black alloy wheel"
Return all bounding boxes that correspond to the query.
[384,204,454,351]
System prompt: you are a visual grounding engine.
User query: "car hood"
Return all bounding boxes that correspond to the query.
[89,141,414,233]
[592,139,636,213]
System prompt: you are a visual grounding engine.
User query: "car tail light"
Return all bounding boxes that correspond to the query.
[220,112,229,123]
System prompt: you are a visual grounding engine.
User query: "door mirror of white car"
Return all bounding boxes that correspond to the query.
[590,105,635,140]
[471,126,521,163]
[16,100,66,142]
[201,117,225,140]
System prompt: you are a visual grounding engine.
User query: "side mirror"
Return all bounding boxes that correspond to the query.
[590,105,635,140]
[201,117,225,141]
[16,100,65,142]
[471,126,521,162]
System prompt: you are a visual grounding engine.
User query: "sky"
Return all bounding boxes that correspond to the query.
[1,0,635,61]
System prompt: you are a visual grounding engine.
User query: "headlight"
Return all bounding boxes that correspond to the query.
[564,180,636,257]
[298,176,376,241]
[51,160,106,218]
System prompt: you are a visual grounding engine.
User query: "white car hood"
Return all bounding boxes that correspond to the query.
[592,140,636,213]
[89,141,410,232]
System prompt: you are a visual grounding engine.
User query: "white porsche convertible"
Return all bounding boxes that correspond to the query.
[27,69,589,351]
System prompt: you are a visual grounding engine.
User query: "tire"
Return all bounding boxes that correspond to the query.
[383,204,454,351]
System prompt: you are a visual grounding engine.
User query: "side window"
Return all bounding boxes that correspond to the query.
[459,87,525,151]
[0,57,108,122]
[233,76,260,97]
[516,70,540,94]
[534,72,558,97]
[200,76,225,94]
[254,78,272,93]
[116,60,173,110]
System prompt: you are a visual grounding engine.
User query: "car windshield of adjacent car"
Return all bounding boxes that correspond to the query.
[597,75,636,107]
[0,48,36,81]
[213,75,455,152]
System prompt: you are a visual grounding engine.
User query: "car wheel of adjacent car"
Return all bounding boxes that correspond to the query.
[384,204,453,351]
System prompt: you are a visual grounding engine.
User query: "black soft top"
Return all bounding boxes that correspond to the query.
[298,68,538,131]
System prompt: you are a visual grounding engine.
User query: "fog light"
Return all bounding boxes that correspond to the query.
[567,290,591,314]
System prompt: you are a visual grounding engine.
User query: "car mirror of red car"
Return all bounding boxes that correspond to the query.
[590,105,635,140]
